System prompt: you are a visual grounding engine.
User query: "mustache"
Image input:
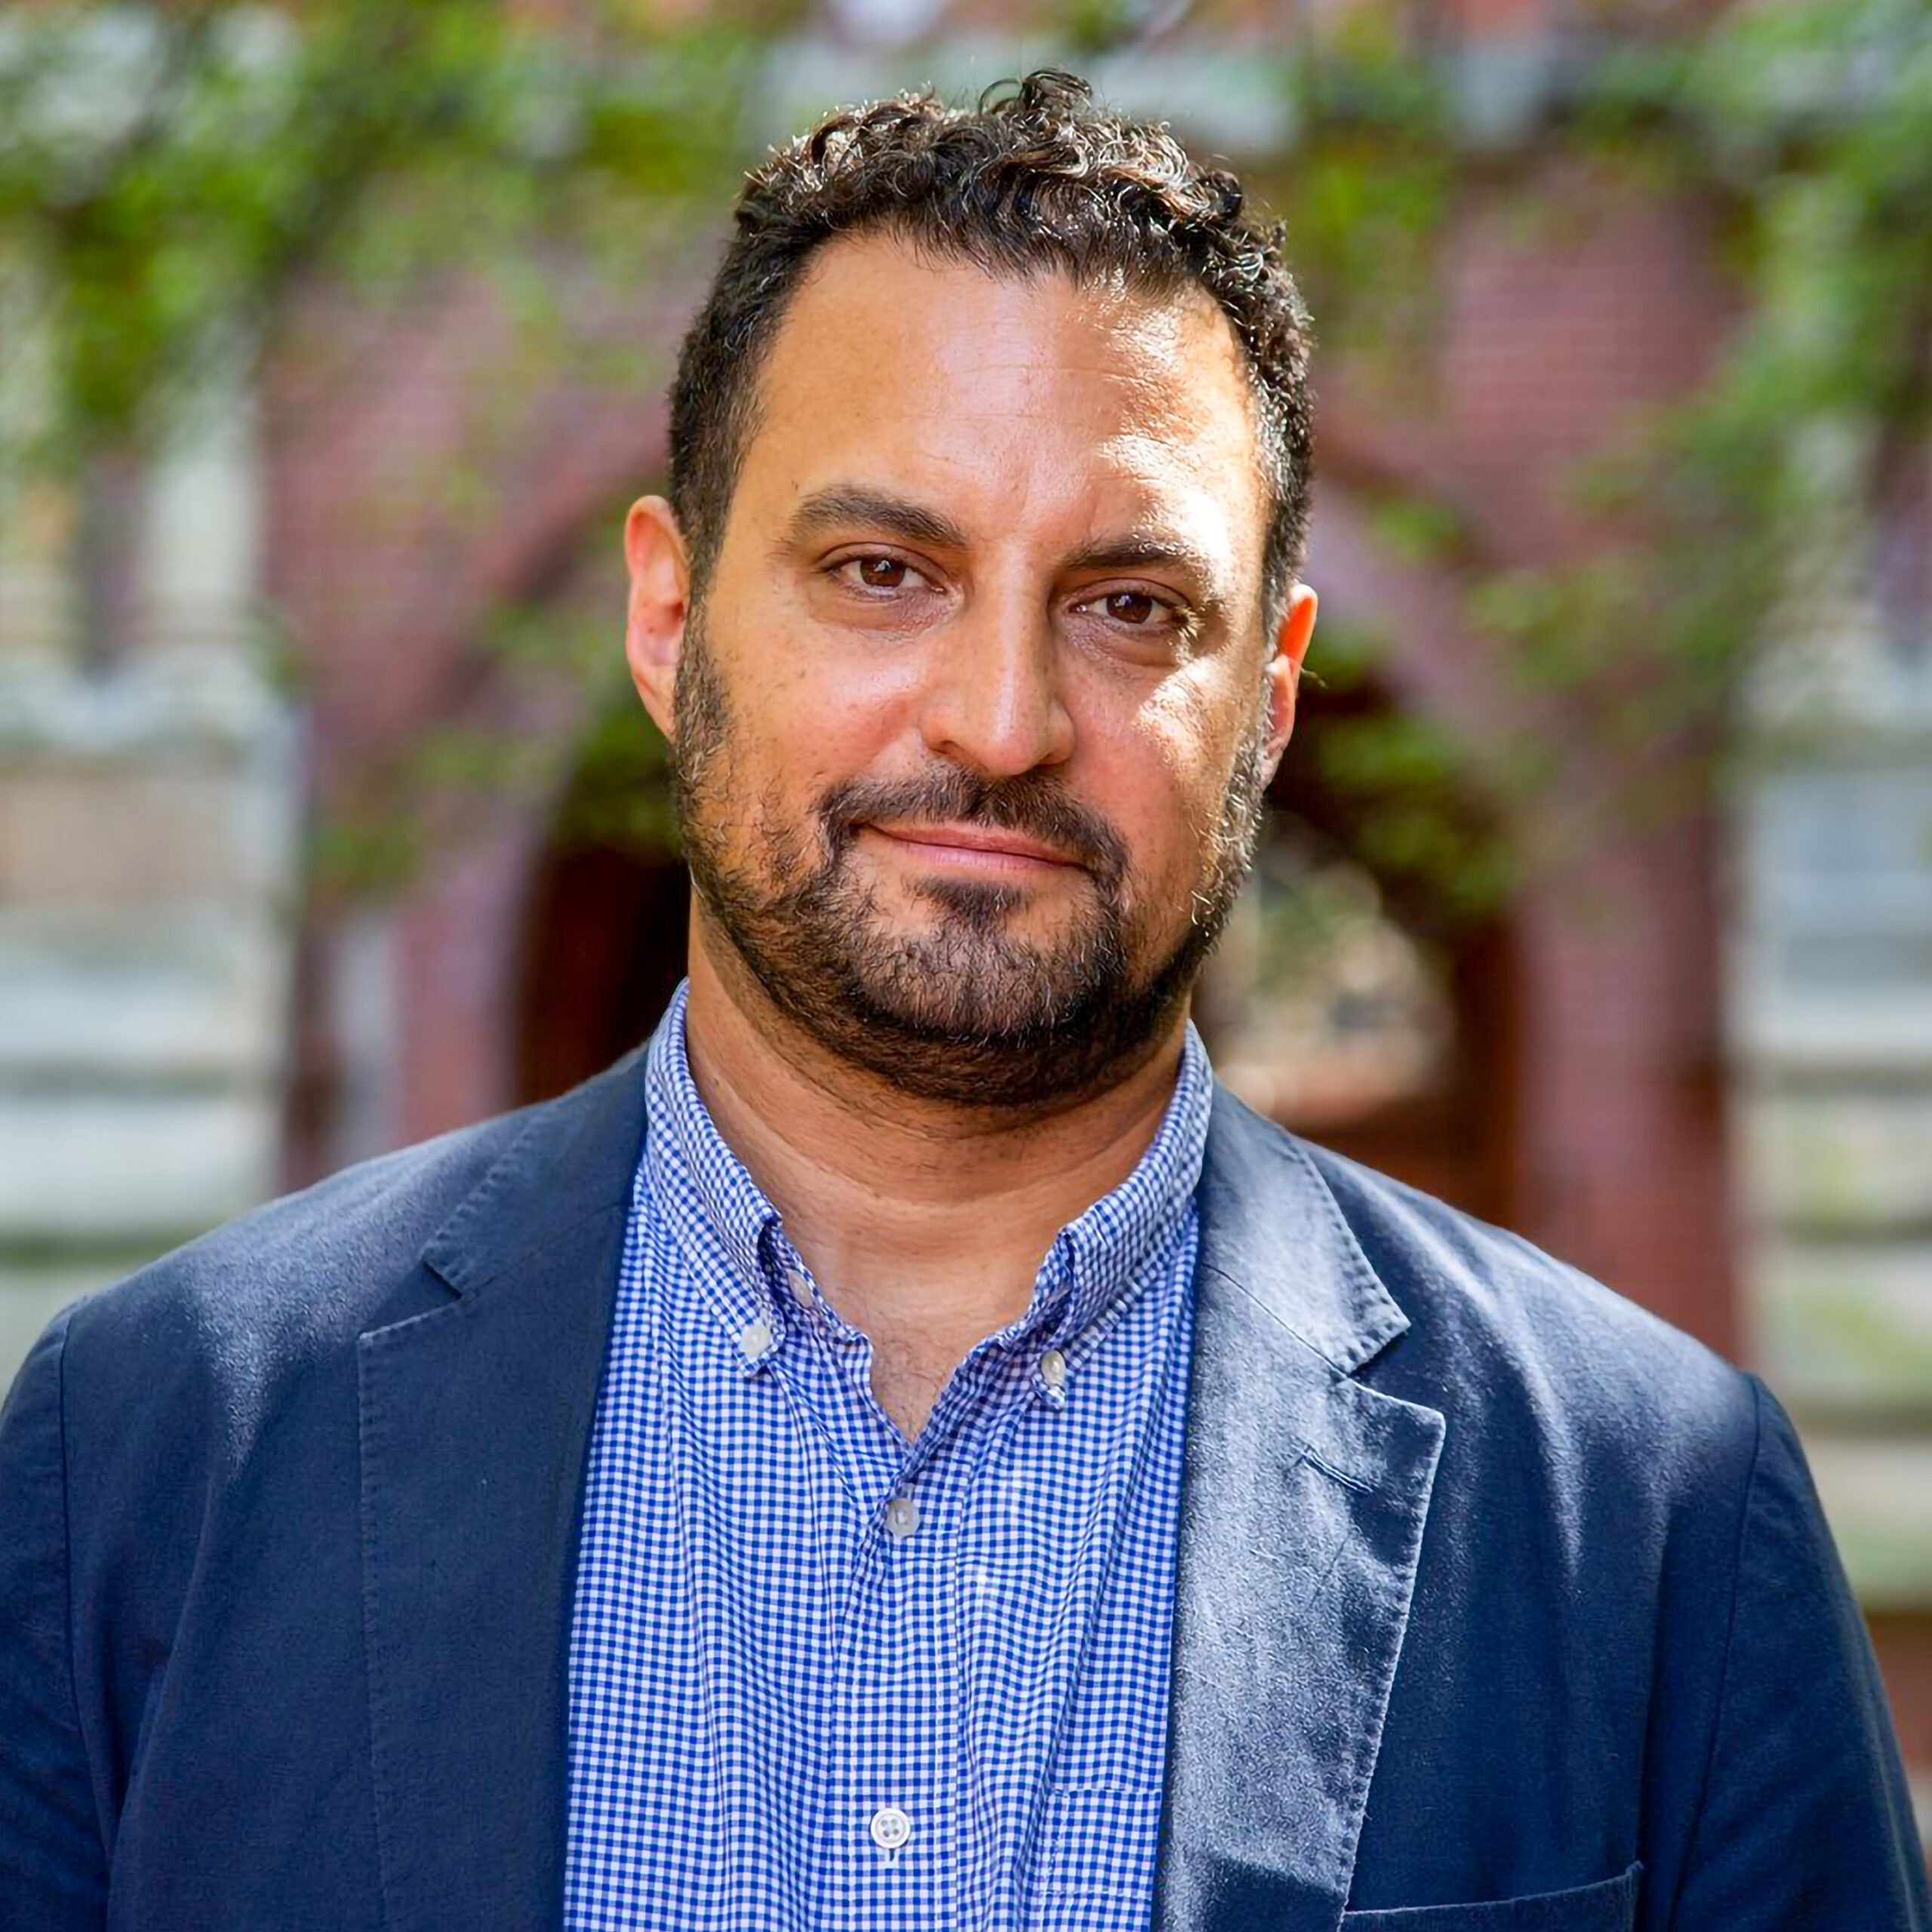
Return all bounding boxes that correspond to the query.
[817,769,1129,886]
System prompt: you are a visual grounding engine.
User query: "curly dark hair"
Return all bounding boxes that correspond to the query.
[668,69,1314,615]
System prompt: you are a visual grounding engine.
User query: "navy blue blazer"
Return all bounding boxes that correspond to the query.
[2,1044,1925,1930]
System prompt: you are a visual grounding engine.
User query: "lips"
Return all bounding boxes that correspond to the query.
[864,821,1085,869]
[816,771,1127,888]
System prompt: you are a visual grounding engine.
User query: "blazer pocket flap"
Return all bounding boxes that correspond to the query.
[1341,1860,1641,1930]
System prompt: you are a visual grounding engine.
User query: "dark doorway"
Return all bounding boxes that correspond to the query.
[1199,661,1519,1226]
[515,839,689,1103]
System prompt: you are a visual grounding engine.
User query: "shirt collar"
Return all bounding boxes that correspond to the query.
[644,983,781,1315]
[1042,1023,1211,1348]
[641,980,1213,1353]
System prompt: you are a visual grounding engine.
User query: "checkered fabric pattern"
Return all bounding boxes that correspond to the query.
[563,983,1209,1930]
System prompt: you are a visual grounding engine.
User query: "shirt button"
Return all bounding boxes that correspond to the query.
[869,1805,912,1852]
[785,1266,813,1306]
[737,1318,772,1360]
[884,1493,921,1540]
[1039,1348,1068,1389]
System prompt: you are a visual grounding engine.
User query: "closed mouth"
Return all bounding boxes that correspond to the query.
[863,821,1087,870]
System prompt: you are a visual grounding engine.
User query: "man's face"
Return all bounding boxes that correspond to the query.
[633,232,1312,1108]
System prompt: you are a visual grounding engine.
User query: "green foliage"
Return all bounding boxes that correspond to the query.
[558,689,679,855]
[1259,0,1932,909]
[2,0,763,899]
[8,0,1927,919]
[0,0,758,468]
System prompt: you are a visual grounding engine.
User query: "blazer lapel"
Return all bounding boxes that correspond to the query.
[356,1049,650,1932]
[1155,1091,1445,1932]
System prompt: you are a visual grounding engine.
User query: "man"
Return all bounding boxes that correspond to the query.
[1,69,1924,1932]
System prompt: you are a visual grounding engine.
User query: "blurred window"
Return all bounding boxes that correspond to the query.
[1197,817,1454,1131]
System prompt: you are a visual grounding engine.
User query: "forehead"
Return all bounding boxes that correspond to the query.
[730,231,1269,579]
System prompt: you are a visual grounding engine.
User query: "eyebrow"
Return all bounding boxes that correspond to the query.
[780,483,1226,599]
[1060,532,1221,590]
[780,485,970,555]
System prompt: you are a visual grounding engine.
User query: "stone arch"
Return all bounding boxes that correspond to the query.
[512,790,688,1107]
[1229,662,1522,1230]
[1304,478,1734,1348]
[271,273,681,1180]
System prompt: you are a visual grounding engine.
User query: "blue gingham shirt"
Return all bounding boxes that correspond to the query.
[563,984,1209,1930]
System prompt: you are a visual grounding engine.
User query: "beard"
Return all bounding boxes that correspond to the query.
[669,611,1270,1109]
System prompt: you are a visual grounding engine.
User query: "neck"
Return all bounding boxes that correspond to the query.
[678,919,1188,1431]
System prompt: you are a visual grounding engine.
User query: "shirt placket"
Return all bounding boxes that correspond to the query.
[828,1420,964,1931]
[806,1251,1075,1930]
[571,992,1213,1932]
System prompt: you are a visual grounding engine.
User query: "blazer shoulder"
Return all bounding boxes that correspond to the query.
[1284,1123,1758,1472]
[54,1066,626,1410]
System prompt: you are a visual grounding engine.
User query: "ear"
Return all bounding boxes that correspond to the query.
[1260,582,1318,777]
[624,494,691,742]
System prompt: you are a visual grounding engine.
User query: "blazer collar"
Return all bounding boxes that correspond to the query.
[417,1042,650,1300]
[1153,1088,1446,1932]
[1194,1083,1411,1375]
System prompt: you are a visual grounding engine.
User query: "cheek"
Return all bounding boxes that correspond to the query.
[1112,672,1246,863]
[738,583,931,746]
[709,622,903,801]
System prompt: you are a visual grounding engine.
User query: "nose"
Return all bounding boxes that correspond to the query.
[916,597,1074,777]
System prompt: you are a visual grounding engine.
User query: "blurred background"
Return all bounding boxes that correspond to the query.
[2,0,1929,1844]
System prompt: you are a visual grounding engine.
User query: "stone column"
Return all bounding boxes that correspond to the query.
[1725,299,1932,1840]
[128,349,275,727]
[0,337,300,1387]
[0,269,79,684]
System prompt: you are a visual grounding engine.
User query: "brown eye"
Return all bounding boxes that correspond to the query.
[1103,590,1158,625]
[854,556,906,589]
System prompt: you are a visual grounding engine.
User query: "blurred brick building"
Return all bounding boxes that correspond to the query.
[2,0,1927,1837]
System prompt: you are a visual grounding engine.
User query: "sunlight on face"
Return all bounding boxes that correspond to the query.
[671,234,1293,1106]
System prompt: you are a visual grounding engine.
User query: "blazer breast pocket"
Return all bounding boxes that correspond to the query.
[1340,1860,1641,1930]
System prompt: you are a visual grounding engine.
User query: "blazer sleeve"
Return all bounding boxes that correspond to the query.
[1670,1374,1929,1929]
[0,1310,109,1930]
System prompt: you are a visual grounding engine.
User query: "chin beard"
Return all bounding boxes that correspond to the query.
[670,620,1269,1109]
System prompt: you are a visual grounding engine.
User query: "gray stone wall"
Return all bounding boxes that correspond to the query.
[1730,564,1932,1615]
[0,371,298,1386]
